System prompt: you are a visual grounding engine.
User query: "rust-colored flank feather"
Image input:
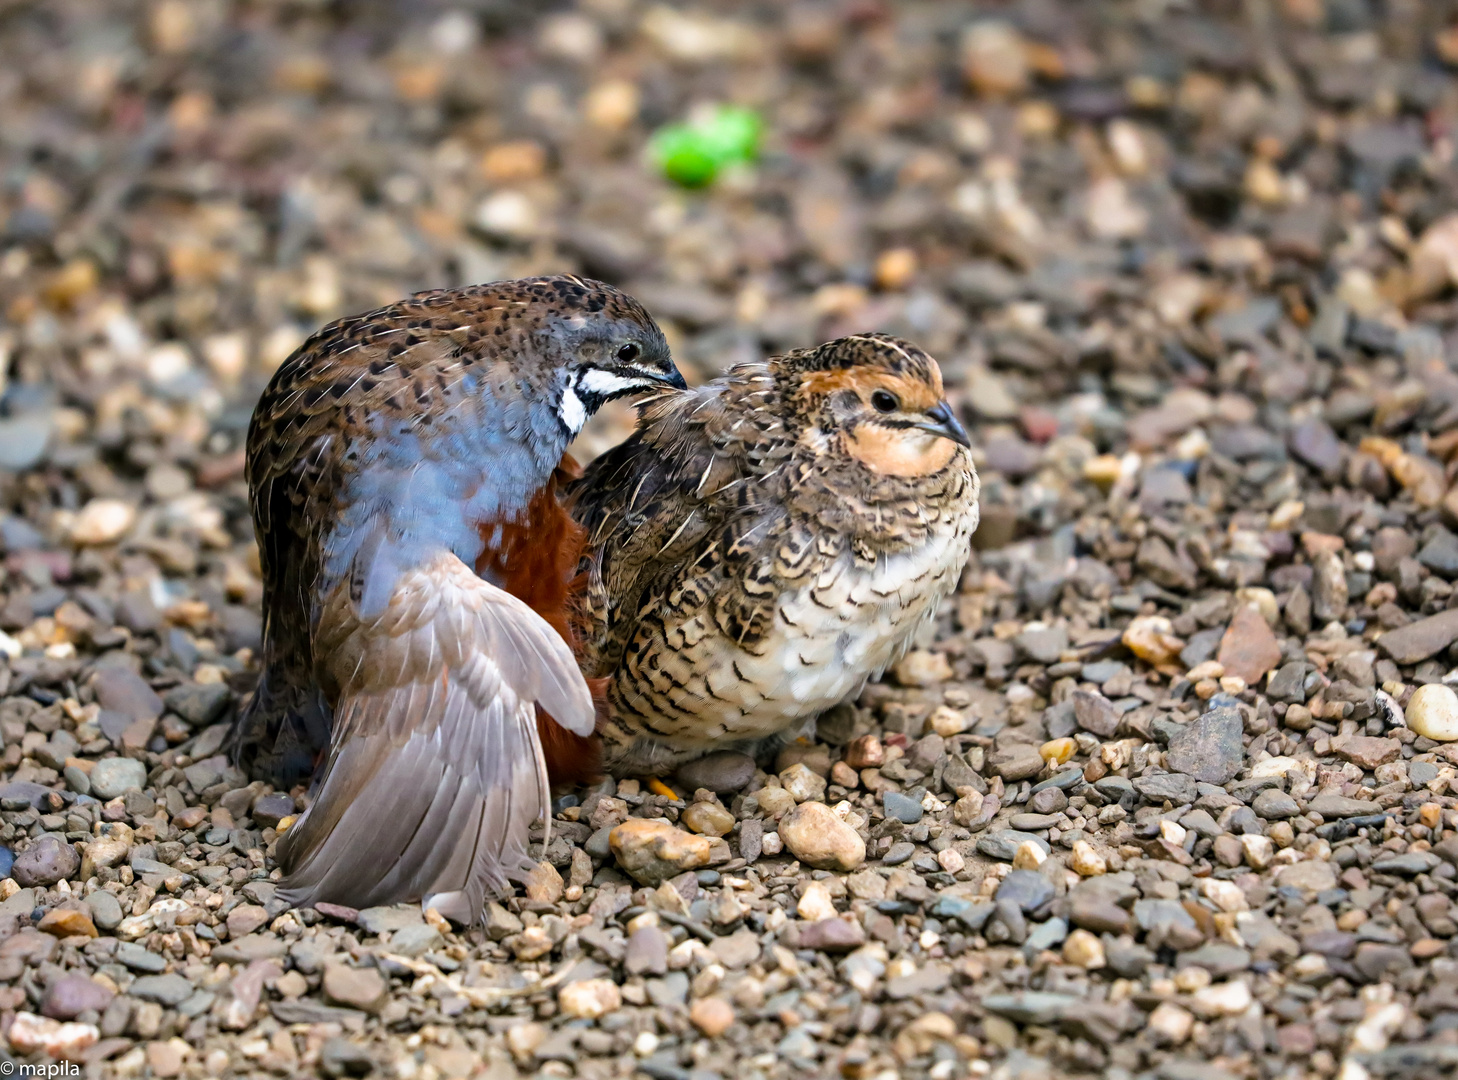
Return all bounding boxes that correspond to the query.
[474,458,604,787]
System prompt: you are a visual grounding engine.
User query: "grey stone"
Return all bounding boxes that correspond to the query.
[1410,761,1440,787]
[250,793,295,828]
[389,924,443,957]
[989,743,1045,782]
[320,1037,375,1079]
[0,781,53,810]
[85,890,124,930]
[1267,662,1310,703]
[1132,772,1198,806]
[1094,776,1134,802]
[1069,893,1131,935]
[1165,707,1243,785]
[89,757,147,800]
[1353,942,1413,983]
[1308,793,1381,817]
[675,751,757,795]
[1082,661,1128,684]
[981,992,1078,1025]
[645,971,690,1008]
[1134,899,1198,935]
[1028,787,1068,815]
[886,962,951,999]
[625,925,668,976]
[1370,851,1440,876]
[1176,944,1251,977]
[1015,626,1068,664]
[1106,941,1154,978]
[1376,609,1458,664]
[882,791,923,824]
[1419,531,1458,579]
[129,973,196,1007]
[115,942,168,973]
[1289,418,1343,477]
[163,682,233,727]
[356,906,423,936]
[977,831,1050,861]
[930,897,995,931]
[1023,916,1068,955]
[213,935,288,963]
[996,869,1054,912]
[1178,809,1221,838]
[1008,813,1060,831]
[1180,627,1225,669]
[1072,691,1119,737]
[1253,788,1300,819]
[882,841,915,866]
[92,668,164,722]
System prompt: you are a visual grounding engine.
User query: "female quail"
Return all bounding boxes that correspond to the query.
[570,332,979,778]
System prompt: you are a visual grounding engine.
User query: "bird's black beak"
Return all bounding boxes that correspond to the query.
[624,363,686,391]
[916,401,972,447]
[651,366,688,391]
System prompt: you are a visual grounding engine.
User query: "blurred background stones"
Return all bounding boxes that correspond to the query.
[5,1,1458,1078]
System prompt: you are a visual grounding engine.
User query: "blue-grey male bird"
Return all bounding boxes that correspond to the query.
[231,275,683,922]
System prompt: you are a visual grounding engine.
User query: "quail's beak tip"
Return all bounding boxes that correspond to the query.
[926,401,972,448]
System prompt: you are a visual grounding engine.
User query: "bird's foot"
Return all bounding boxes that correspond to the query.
[646,777,682,801]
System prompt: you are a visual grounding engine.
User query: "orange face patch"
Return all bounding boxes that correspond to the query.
[798,365,945,412]
[844,424,960,477]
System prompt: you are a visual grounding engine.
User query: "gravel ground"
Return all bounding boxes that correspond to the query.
[3,1,1458,1078]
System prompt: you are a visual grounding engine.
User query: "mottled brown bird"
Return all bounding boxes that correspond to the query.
[569,333,979,778]
[231,276,682,922]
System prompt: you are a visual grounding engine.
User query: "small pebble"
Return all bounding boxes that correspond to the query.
[1406,683,1458,741]
[558,979,622,1021]
[778,802,865,871]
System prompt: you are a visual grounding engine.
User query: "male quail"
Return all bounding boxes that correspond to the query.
[233,275,683,921]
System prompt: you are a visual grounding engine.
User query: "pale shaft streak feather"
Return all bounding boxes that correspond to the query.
[275,552,593,923]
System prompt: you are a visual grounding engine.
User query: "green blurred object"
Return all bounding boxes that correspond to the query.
[650,105,763,188]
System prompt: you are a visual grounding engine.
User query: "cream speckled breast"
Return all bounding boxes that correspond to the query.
[629,504,977,756]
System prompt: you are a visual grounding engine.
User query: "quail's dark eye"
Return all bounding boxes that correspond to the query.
[871,389,899,413]
[616,342,641,363]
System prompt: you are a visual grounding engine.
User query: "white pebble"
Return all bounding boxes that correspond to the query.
[1406,683,1458,742]
[558,979,622,1020]
[1192,979,1253,1016]
[69,499,136,546]
[796,881,837,922]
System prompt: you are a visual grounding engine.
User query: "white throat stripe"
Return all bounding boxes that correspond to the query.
[559,385,587,433]
[580,369,646,396]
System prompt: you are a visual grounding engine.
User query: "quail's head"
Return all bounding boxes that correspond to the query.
[778,332,971,477]
[511,276,684,432]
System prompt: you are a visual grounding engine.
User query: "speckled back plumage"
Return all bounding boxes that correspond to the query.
[570,333,979,776]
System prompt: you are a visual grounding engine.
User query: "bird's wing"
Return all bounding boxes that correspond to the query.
[568,384,759,674]
[275,550,594,923]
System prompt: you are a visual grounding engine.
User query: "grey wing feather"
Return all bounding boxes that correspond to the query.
[275,552,591,923]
